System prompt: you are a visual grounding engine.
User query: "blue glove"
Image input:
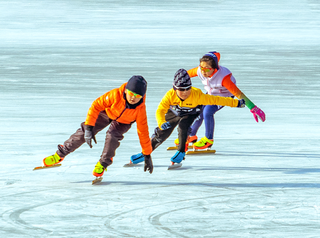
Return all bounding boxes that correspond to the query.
[161,121,172,130]
[237,99,246,108]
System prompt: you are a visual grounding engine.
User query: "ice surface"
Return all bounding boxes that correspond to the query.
[1,0,320,237]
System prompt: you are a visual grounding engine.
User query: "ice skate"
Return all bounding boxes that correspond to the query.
[93,161,106,177]
[34,152,64,170]
[168,161,182,170]
[167,151,185,169]
[174,135,198,146]
[186,137,216,155]
[92,161,106,184]
[168,135,198,150]
[43,152,64,167]
[124,152,144,167]
[192,136,213,150]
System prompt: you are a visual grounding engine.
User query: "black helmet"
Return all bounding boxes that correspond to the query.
[126,75,147,96]
[173,69,191,89]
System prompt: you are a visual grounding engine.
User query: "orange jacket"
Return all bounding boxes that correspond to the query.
[85,83,152,155]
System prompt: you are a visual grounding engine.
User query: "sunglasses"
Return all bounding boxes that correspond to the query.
[126,89,142,98]
[175,86,191,92]
[199,65,213,72]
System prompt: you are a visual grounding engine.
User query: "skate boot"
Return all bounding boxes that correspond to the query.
[43,152,64,166]
[174,135,198,146]
[170,151,186,164]
[93,161,106,177]
[130,152,144,164]
[123,153,144,167]
[192,136,213,150]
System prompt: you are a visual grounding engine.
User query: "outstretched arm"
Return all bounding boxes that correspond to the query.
[222,75,266,122]
[187,67,198,78]
[222,75,255,109]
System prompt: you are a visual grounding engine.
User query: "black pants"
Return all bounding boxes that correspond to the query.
[56,111,132,168]
[151,110,200,152]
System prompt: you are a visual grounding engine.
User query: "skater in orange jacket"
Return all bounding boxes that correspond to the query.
[41,75,153,176]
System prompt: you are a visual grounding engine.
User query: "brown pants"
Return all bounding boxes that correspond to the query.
[151,110,200,152]
[56,111,132,168]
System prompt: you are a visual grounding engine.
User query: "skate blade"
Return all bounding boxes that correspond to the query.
[92,177,103,185]
[167,145,193,151]
[123,162,141,167]
[167,163,182,170]
[186,149,216,155]
[33,164,62,170]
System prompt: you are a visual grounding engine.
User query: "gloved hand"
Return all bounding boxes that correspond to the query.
[250,106,266,122]
[237,99,246,108]
[84,125,97,148]
[144,154,153,174]
[161,121,172,130]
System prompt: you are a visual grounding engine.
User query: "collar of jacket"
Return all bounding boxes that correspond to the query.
[123,91,144,109]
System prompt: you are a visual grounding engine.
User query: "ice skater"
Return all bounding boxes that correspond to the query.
[128,69,245,168]
[174,51,266,150]
[40,75,154,178]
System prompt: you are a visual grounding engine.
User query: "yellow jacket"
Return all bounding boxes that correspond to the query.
[156,87,239,128]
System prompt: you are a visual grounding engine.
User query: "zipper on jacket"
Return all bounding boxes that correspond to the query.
[114,104,128,121]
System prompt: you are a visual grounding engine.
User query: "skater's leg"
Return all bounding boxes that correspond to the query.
[151,126,175,150]
[177,114,199,152]
[99,121,132,168]
[203,105,223,140]
[151,111,180,150]
[203,96,234,140]
[130,124,176,165]
[189,105,204,136]
[57,111,111,157]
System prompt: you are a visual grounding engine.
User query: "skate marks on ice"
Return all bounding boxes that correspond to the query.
[0,179,22,186]
[1,204,53,235]
[0,184,227,237]
[98,187,320,237]
[1,180,320,237]
[0,187,125,237]
[101,190,250,237]
[0,188,65,236]
[1,152,319,237]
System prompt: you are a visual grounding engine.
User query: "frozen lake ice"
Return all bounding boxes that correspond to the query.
[1,0,320,237]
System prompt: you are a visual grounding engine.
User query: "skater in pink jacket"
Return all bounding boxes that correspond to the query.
[174,51,266,150]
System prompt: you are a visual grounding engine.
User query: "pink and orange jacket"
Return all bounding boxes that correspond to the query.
[188,52,255,110]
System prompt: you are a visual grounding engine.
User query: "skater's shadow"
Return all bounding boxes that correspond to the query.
[72,164,320,185]
[194,166,320,174]
[73,180,320,188]
[213,150,320,159]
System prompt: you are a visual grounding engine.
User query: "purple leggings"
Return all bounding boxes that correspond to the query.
[190,104,224,139]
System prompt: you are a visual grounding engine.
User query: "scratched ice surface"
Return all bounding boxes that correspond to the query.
[1,0,320,237]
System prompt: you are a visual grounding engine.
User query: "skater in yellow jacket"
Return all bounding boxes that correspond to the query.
[128,69,245,167]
